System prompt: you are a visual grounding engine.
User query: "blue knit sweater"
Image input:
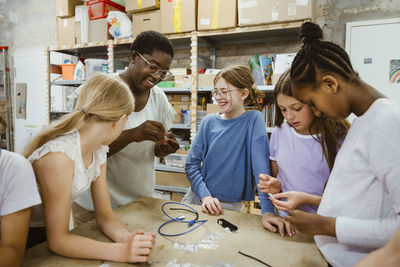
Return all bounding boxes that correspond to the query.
[185,110,274,214]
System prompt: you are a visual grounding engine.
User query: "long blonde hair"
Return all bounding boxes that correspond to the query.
[214,65,265,111]
[24,73,134,157]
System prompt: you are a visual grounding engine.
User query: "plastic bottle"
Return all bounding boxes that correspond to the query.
[73,61,84,80]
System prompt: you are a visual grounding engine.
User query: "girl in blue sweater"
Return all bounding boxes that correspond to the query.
[184,65,290,234]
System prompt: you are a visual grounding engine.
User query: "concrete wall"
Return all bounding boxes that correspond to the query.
[0,0,399,152]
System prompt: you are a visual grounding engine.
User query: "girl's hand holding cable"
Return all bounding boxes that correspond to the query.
[201,196,224,215]
[258,174,281,194]
[269,191,309,211]
[122,230,155,263]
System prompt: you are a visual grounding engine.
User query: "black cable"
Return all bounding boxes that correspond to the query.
[238,251,272,267]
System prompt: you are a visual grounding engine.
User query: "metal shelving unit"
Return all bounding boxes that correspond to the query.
[0,46,13,150]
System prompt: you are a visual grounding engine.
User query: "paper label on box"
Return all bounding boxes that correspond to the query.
[238,0,258,9]
[288,3,297,16]
[271,5,278,21]
[296,0,309,6]
[200,18,211,25]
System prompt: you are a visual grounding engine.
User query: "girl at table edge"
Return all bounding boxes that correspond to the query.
[0,101,41,267]
[24,73,155,263]
[285,22,400,266]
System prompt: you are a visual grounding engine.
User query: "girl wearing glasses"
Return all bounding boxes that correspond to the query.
[75,31,179,215]
[184,65,292,236]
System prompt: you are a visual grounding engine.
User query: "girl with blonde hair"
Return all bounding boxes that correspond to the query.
[25,73,155,263]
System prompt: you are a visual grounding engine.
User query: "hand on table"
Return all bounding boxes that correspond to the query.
[201,196,224,215]
[123,229,155,263]
[258,174,281,194]
[261,212,294,237]
[269,191,309,211]
[285,210,336,236]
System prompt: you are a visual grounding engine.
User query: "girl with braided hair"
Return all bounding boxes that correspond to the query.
[24,73,155,263]
[184,65,289,234]
[286,22,400,266]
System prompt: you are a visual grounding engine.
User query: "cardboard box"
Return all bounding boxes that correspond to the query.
[198,0,236,30]
[56,0,82,17]
[207,103,219,115]
[160,0,196,34]
[174,75,191,88]
[57,17,76,46]
[126,0,160,13]
[88,18,110,43]
[198,74,216,87]
[171,192,184,202]
[132,10,161,37]
[155,171,190,188]
[238,0,312,26]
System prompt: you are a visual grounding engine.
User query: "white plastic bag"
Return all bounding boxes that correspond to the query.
[107,11,132,39]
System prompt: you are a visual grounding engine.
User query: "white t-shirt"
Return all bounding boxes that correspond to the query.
[0,149,41,221]
[75,85,175,209]
[315,98,400,267]
[28,130,108,227]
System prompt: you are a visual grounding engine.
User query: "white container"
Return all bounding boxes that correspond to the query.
[165,153,187,168]
[84,59,108,79]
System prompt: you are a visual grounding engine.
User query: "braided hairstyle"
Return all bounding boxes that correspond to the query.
[274,69,349,170]
[291,22,359,88]
[214,65,264,111]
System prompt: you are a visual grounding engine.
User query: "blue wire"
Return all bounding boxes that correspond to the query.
[158,201,207,237]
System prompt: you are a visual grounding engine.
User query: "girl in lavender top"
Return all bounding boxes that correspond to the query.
[257,70,349,220]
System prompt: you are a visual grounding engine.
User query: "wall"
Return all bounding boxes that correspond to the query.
[0,0,399,152]
[0,0,58,153]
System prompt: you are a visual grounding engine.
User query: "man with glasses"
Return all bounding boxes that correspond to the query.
[75,31,179,214]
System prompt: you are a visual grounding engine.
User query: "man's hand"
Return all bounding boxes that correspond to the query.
[285,210,336,236]
[154,132,179,157]
[261,212,294,237]
[258,174,281,194]
[201,196,224,215]
[133,120,166,143]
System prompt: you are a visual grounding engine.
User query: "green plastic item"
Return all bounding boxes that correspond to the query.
[157,81,175,88]
[109,0,125,7]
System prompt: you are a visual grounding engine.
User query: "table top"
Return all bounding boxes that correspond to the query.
[23,197,328,267]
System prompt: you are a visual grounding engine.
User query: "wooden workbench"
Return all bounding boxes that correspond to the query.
[23,197,328,267]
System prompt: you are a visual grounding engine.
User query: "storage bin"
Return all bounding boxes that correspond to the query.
[60,64,76,80]
[165,153,187,168]
[84,59,108,78]
[86,0,125,20]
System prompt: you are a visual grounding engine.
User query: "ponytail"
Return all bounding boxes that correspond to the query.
[24,111,87,157]
[214,65,264,111]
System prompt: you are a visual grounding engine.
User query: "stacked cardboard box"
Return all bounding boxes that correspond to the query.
[126,0,161,37]
[197,0,236,31]
[238,0,312,27]
[56,0,83,46]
